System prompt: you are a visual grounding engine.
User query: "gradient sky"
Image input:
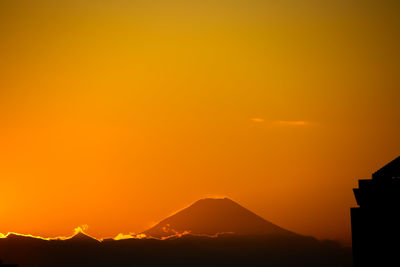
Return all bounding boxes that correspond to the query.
[1,0,399,245]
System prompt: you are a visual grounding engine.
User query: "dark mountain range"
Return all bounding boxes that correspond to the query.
[0,198,352,267]
[143,198,295,238]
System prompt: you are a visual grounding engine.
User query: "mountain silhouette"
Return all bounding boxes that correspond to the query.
[143,198,296,238]
[1,232,98,243]
[1,234,47,244]
[0,198,352,267]
[66,232,99,243]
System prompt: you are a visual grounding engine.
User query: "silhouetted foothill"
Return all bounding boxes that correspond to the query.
[66,232,100,243]
[0,198,352,267]
[351,156,400,267]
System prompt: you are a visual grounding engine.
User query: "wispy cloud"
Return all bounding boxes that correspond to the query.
[250,118,265,123]
[250,118,309,126]
[274,120,309,126]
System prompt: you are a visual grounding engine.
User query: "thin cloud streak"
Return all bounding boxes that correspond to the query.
[250,118,309,126]
[274,120,309,126]
[251,118,265,123]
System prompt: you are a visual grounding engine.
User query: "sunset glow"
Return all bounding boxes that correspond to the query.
[1,0,399,246]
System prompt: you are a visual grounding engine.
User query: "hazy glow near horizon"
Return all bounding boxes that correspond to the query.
[1,0,399,245]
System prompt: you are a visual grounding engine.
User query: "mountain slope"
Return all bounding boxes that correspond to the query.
[143,198,296,238]
[66,232,99,243]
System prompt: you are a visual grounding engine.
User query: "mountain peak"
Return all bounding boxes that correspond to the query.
[68,232,99,242]
[193,197,234,204]
[143,197,296,238]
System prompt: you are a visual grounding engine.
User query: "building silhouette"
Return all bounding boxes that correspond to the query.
[351,156,400,267]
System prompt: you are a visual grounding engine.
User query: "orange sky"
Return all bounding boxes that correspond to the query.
[1,0,399,245]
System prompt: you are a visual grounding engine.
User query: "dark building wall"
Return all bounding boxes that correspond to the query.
[351,157,400,267]
[351,206,400,267]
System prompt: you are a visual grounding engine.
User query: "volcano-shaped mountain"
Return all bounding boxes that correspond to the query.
[143,198,296,238]
[0,198,352,267]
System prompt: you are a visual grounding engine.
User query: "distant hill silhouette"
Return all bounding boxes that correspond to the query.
[0,198,352,267]
[143,198,295,238]
[0,233,351,267]
[66,232,100,243]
